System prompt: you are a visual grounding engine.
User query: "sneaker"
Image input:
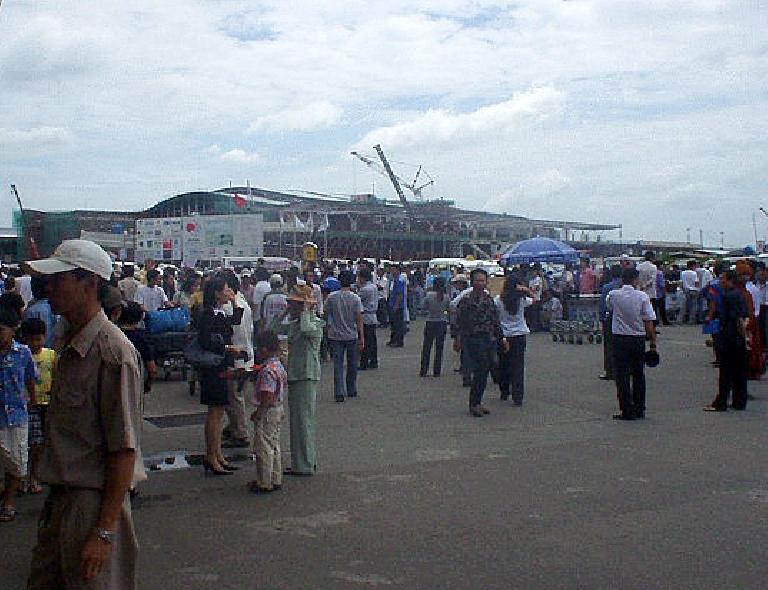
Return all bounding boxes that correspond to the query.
[612,413,635,421]
[334,396,345,403]
[469,406,484,417]
[480,405,490,415]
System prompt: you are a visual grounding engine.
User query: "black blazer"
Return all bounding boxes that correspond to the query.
[197,306,244,358]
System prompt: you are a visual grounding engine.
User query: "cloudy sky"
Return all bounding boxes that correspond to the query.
[1,0,766,246]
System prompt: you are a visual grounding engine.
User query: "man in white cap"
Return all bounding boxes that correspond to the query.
[26,239,145,589]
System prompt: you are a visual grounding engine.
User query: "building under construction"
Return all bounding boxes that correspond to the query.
[14,186,620,262]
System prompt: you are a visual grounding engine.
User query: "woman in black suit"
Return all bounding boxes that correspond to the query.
[198,276,244,475]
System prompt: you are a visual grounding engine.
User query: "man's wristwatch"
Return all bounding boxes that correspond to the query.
[94,527,115,544]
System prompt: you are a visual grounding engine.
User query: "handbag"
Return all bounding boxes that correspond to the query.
[702,319,720,335]
[183,339,225,368]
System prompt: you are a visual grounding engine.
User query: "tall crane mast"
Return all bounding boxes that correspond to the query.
[10,184,40,259]
[350,147,434,202]
[372,144,411,213]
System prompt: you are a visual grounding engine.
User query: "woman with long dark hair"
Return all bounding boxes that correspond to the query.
[420,276,449,377]
[197,277,244,475]
[495,272,535,404]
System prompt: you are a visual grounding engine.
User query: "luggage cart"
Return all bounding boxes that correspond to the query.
[550,294,602,344]
[147,331,196,382]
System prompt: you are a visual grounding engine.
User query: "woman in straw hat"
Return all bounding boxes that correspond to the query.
[268,285,324,476]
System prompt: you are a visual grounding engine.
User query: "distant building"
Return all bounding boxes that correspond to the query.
[15,186,621,262]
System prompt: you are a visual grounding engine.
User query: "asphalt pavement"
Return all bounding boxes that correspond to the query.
[2,321,767,589]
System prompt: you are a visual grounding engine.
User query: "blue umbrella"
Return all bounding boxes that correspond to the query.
[499,237,579,265]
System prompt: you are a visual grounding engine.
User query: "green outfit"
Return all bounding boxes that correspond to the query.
[272,311,324,474]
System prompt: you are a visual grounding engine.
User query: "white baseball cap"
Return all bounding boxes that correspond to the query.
[27,239,114,280]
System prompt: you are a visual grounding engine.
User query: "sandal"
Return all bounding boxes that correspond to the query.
[0,508,17,522]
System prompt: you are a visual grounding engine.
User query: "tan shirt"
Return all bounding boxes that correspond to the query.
[41,310,146,489]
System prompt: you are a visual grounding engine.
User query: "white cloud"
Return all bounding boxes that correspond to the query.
[0,0,765,241]
[354,87,564,150]
[219,148,260,165]
[0,127,73,157]
[248,102,343,134]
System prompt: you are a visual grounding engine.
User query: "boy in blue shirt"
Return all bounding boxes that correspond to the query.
[0,308,38,521]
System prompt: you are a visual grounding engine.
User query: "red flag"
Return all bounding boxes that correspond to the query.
[233,193,247,208]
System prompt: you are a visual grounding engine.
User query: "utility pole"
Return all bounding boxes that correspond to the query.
[699,228,703,248]
[686,227,691,244]
[719,231,724,249]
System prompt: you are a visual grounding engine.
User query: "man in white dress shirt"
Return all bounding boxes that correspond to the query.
[222,273,253,448]
[607,268,657,420]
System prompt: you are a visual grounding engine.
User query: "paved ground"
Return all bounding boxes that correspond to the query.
[3,321,768,589]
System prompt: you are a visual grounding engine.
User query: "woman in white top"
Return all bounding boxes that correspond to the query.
[494,272,535,405]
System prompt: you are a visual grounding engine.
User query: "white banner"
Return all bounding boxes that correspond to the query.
[136,214,263,265]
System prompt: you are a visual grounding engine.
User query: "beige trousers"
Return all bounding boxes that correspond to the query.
[253,404,284,488]
[28,489,137,590]
[224,379,249,441]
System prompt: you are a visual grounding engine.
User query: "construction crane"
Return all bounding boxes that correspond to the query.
[10,184,40,259]
[350,146,434,203]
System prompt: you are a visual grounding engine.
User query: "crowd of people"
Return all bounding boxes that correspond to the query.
[0,240,764,587]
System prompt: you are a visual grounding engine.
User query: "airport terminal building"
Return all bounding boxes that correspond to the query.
[14,186,621,263]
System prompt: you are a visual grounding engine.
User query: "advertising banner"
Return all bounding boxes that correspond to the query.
[136,214,263,266]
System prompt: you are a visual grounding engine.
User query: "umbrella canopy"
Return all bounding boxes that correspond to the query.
[499,237,579,265]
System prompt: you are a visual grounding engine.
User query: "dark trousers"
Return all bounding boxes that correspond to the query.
[498,335,526,402]
[377,298,389,327]
[655,297,669,325]
[389,307,405,346]
[464,334,495,408]
[712,341,748,409]
[360,324,378,368]
[460,344,471,386]
[330,339,359,399]
[613,335,646,416]
[420,321,447,376]
[602,320,614,379]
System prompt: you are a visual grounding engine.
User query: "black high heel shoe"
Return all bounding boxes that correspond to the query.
[203,459,233,476]
[221,462,240,471]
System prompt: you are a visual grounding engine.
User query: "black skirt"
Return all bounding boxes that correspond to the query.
[199,367,229,406]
